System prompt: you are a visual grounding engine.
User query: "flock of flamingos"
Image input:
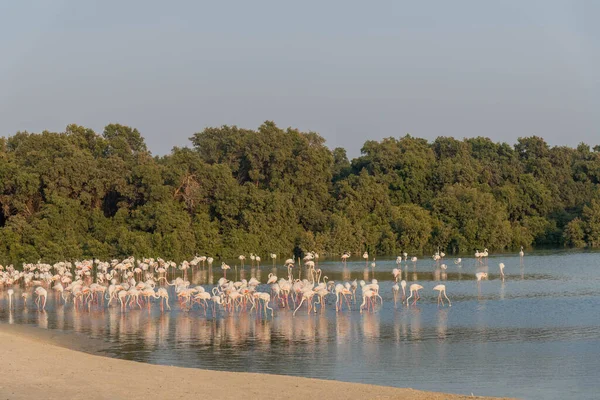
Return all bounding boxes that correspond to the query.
[0,247,524,316]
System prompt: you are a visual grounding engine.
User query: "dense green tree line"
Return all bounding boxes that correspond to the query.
[1,121,600,263]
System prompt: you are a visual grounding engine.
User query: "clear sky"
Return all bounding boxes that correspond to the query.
[1,1,599,157]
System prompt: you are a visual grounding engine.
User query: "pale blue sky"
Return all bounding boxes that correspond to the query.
[1,1,599,156]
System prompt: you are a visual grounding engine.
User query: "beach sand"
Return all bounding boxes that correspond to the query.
[0,324,515,400]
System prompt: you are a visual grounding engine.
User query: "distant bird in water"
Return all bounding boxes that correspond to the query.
[499,263,505,281]
[369,259,376,280]
[454,258,462,266]
[221,262,230,278]
[519,246,524,258]
[476,272,488,282]
[433,284,451,307]
[475,272,488,297]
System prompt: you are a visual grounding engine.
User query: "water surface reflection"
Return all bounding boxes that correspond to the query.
[1,250,599,399]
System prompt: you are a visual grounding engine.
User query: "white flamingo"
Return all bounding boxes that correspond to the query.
[433,284,451,307]
[221,262,231,278]
[406,284,423,306]
[476,272,488,282]
[34,287,48,310]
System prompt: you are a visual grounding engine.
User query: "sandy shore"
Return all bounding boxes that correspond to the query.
[0,324,514,400]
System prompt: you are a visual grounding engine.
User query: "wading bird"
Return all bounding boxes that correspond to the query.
[341,252,350,263]
[221,263,231,278]
[476,272,488,283]
[406,284,423,306]
[433,284,451,307]
[34,287,47,310]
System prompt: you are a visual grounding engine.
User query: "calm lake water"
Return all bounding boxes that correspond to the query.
[1,250,599,399]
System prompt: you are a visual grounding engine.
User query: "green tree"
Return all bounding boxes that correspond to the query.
[563,218,586,248]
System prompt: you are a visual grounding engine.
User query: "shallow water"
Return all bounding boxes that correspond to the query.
[1,250,600,399]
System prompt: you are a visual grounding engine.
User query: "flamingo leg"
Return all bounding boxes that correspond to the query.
[293,298,305,316]
[444,291,451,307]
[344,294,351,310]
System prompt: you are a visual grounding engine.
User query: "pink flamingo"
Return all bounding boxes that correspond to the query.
[433,284,451,307]
[221,262,230,278]
[34,287,48,310]
[406,284,423,306]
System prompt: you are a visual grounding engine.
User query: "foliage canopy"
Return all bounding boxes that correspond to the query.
[1,122,599,263]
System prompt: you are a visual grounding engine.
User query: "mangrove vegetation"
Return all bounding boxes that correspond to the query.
[1,121,600,263]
